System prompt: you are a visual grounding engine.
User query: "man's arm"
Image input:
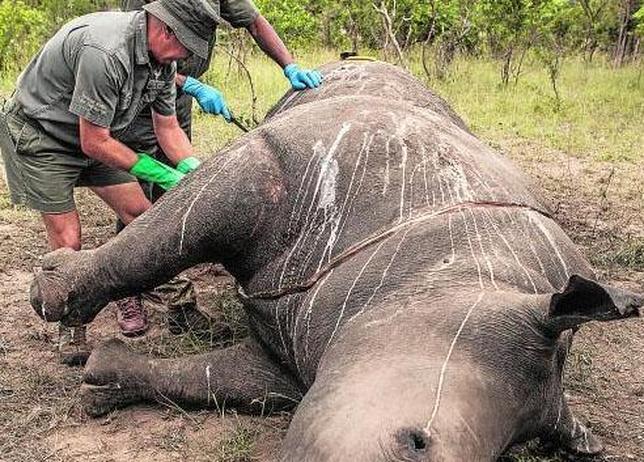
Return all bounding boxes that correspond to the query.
[246,14,293,68]
[79,117,138,170]
[79,117,186,190]
[175,74,232,121]
[151,111,193,164]
[246,15,322,90]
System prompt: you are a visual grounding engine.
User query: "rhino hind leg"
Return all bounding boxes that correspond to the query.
[81,338,303,417]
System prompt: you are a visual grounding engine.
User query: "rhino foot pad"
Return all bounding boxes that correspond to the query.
[82,339,148,416]
[81,382,145,417]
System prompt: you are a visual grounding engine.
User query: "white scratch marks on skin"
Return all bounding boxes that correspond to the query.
[288,144,320,233]
[301,269,334,367]
[421,147,431,208]
[431,151,446,204]
[528,211,570,281]
[408,158,428,219]
[274,91,302,113]
[331,132,374,252]
[325,237,384,348]
[348,229,407,323]
[582,423,590,453]
[398,140,408,223]
[205,365,212,405]
[319,129,372,267]
[425,292,485,434]
[512,210,548,279]
[275,298,287,355]
[279,124,351,288]
[457,412,481,447]
[481,209,538,293]
[459,209,485,290]
[468,209,498,290]
[382,136,391,196]
[179,151,243,255]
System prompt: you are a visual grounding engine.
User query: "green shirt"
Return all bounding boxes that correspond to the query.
[14,11,176,150]
[122,0,259,78]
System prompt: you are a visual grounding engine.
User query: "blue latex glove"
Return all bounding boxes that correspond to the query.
[283,63,323,90]
[182,76,231,121]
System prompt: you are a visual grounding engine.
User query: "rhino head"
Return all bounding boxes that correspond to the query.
[280,275,642,461]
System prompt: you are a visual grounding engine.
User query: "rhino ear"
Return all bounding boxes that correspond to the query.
[546,274,642,334]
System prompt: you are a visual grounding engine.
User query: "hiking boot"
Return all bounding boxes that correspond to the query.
[168,304,233,341]
[116,296,148,338]
[58,323,91,366]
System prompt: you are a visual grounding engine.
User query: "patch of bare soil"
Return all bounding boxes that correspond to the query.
[0,138,641,461]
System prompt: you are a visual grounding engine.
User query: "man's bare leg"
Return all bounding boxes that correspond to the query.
[42,211,82,251]
[90,182,151,225]
[41,211,89,365]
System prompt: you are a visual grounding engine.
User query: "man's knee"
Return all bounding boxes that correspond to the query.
[47,225,81,250]
[42,212,81,251]
[120,199,151,225]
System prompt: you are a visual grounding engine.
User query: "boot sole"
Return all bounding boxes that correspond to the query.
[120,327,148,338]
[59,351,91,367]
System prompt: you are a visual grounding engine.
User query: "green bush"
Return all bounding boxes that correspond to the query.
[255,0,320,50]
[0,0,48,74]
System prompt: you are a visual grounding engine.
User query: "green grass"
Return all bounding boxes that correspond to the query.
[181,49,644,164]
[413,54,643,163]
[215,424,259,462]
[1,50,641,163]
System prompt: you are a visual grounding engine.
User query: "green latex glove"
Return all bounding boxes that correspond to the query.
[176,156,201,174]
[129,153,184,190]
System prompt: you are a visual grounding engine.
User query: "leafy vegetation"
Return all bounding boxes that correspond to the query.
[0,0,642,78]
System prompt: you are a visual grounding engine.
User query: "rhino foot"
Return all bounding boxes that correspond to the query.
[561,418,603,456]
[541,416,603,457]
[30,248,81,322]
[81,339,149,417]
[31,248,105,324]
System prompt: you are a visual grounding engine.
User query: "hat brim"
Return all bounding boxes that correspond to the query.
[143,2,209,60]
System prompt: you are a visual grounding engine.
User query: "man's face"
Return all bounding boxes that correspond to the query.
[150,24,191,64]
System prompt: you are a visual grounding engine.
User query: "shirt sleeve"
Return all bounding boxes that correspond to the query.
[151,62,177,116]
[68,45,122,128]
[220,0,259,28]
[120,0,148,12]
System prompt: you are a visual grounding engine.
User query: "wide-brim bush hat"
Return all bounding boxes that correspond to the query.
[143,0,220,59]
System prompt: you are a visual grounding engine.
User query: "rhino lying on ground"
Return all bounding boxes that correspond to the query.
[31,61,642,461]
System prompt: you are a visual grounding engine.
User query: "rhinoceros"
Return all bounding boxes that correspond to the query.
[30,60,642,461]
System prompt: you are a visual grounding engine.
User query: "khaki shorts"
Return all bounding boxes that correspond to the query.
[1,100,136,213]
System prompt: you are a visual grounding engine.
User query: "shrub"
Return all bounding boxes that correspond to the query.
[0,0,48,74]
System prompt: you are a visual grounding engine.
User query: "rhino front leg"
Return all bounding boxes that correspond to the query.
[30,144,285,324]
[540,398,603,456]
[81,337,302,416]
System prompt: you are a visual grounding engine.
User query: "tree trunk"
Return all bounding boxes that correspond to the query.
[613,0,639,67]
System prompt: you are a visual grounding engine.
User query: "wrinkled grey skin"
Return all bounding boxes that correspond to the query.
[30,61,642,461]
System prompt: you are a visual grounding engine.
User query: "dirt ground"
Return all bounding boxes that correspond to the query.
[0,136,642,461]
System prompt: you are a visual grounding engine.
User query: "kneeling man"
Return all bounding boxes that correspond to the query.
[0,0,218,365]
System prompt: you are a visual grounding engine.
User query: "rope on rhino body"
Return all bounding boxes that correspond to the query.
[237,201,552,301]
